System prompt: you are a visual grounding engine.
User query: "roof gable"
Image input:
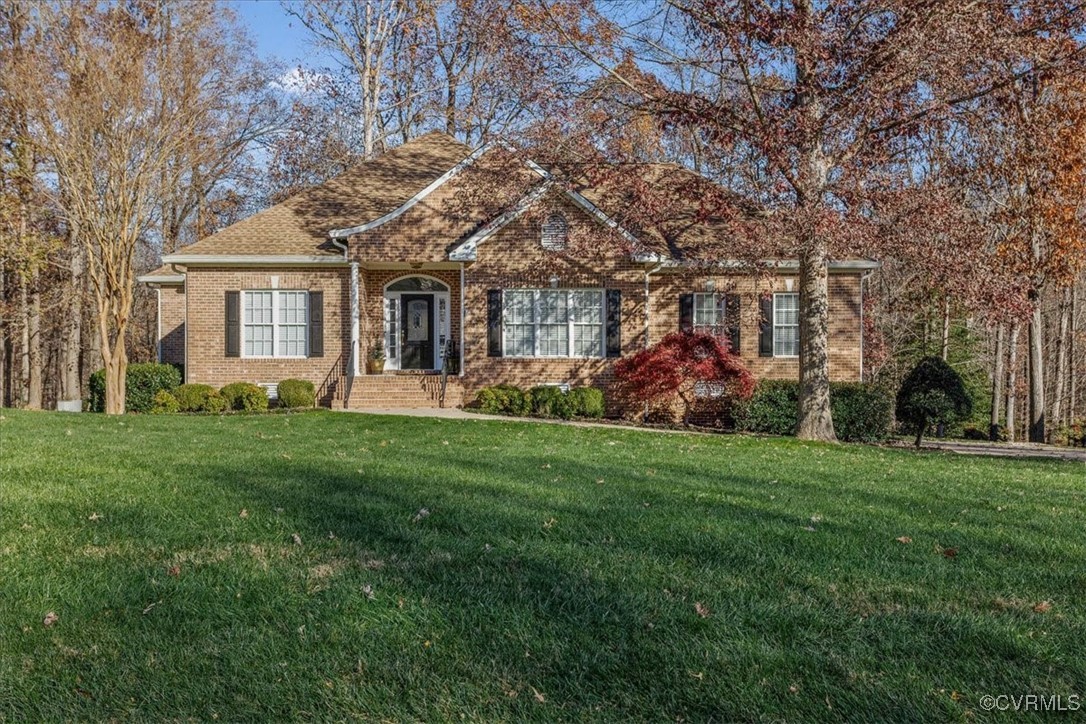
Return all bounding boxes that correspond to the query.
[168,132,472,259]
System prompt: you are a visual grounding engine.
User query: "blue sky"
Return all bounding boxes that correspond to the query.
[230,0,315,69]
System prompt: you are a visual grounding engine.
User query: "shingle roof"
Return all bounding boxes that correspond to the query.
[169,132,473,258]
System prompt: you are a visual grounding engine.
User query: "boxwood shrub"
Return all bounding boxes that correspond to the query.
[87,363,182,413]
[220,382,269,412]
[567,387,605,419]
[150,390,180,414]
[278,379,316,408]
[735,380,893,442]
[529,386,574,419]
[173,383,227,413]
[475,384,531,416]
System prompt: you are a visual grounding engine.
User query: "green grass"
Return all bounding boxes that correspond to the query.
[1,409,1084,721]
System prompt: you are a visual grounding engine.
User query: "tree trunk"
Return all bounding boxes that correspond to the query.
[1027,292,1045,443]
[990,324,1004,441]
[18,280,29,407]
[60,240,84,402]
[26,269,42,409]
[796,239,836,441]
[1006,323,1019,441]
[0,259,6,408]
[1051,287,1071,429]
[1069,284,1078,423]
[104,348,127,415]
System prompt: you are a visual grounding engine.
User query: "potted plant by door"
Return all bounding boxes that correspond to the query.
[367,337,385,374]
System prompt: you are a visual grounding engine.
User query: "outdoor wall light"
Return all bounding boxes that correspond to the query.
[785,278,794,292]
[550,275,560,288]
[705,278,716,293]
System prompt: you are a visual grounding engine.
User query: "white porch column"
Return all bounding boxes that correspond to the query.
[350,262,360,377]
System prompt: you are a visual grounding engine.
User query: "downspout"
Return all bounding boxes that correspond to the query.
[155,288,162,363]
[859,269,875,382]
[459,262,465,377]
[644,262,665,349]
[330,236,360,378]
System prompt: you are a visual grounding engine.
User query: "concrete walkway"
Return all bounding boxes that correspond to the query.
[343,408,1086,461]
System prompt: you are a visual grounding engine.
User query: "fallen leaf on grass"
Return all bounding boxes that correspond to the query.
[43,612,59,627]
[412,508,430,523]
[1033,600,1052,613]
[142,601,159,615]
[362,584,375,600]
[167,565,181,577]
[895,536,912,544]
[531,687,546,703]
[291,533,303,546]
[694,602,711,618]
[942,547,958,559]
[543,517,557,530]
[88,513,101,522]
[239,509,248,518]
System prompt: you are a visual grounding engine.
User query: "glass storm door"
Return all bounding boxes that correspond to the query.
[400,294,434,369]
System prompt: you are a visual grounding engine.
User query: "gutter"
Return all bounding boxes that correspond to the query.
[644,261,665,349]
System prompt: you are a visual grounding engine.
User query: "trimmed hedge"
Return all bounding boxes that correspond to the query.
[220,382,269,412]
[567,387,605,419]
[475,384,532,416]
[735,380,894,442]
[87,363,182,413]
[173,384,227,413]
[474,384,606,420]
[278,379,316,408]
[150,390,180,414]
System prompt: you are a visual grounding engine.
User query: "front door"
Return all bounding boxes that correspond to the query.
[400,294,434,370]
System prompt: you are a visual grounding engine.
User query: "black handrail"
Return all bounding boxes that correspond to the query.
[438,337,454,408]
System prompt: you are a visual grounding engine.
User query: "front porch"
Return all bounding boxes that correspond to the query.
[339,266,465,409]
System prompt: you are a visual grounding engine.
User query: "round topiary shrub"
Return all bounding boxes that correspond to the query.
[896,356,973,447]
[220,382,269,412]
[150,389,180,414]
[567,387,605,419]
[87,362,182,413]
[278,379,316,408]
[173,383,222,412]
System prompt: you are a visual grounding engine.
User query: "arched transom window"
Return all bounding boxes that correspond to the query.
[541,213,569,251]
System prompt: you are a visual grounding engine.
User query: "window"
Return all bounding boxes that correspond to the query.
[502,289,604,357]
[541,213,569,250]
[242,290,308,358]
[773,292,799,357]
[693,293,727,338]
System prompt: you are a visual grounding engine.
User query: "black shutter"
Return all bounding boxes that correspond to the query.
[605,288,622,357]
[225,291,240,358]
[308,291,324,358]
[487,289,503,357]
[725,294,741,354]
[758,295,774,357]
[679,293,694,333]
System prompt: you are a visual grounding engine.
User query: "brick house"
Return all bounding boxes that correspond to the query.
[139,132,877,409]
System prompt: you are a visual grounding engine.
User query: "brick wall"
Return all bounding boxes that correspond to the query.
[648,272,862,382]
[183,267,350,394]
[457,196,864,404]
[158,284,186,368]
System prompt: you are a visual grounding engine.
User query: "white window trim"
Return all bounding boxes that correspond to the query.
[692,292,728,337]
[241,289,309,359]
[773,292,799,358]
[502,288,605,359]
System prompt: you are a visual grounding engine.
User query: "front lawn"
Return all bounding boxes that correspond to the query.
[1,409,1084,720]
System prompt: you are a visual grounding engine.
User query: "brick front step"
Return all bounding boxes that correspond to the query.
[345,374,464,409]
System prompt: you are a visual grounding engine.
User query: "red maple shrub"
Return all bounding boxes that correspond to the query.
[612,332,756,425]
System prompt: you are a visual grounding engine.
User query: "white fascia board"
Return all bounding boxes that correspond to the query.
[449,182,553,261]
[160,254,348,266]
[137,274,185,284]
[328,142,494,239]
